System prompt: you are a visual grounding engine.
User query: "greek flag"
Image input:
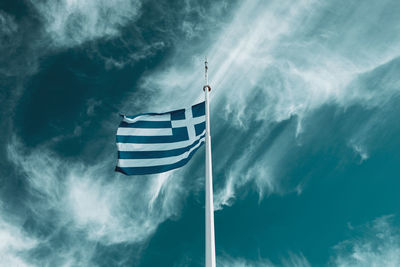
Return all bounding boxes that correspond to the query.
[115,102,206,175]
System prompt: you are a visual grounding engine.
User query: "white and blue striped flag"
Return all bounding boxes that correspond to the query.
[116,102,206,175]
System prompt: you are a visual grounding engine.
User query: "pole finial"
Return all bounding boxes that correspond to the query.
[203,57,211,92]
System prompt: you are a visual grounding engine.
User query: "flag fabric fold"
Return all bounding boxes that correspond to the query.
[116,102,206,175]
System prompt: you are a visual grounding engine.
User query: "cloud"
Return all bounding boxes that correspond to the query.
[218,214,400,267]
[0,208,97,267]
[31,0,142,48]
[4,0,400,263]
[99,41,166,70]
[134,0,400,207]
[6,137,188,264]
[349,142,369,163]
[0,214,37,267]
[142,0,400,121]
[330,215,400,267]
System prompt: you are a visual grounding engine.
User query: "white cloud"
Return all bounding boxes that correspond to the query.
[64,169,183,244]
[31,0,141,47]
[0,215,37,267]
[349,143,369,163]
[6,137,187,263]
[133,0,400,207]
[214,175,235,211]
[3,1,400,265]
[142,0,400,121]
[100,41,166,70]
[331,215,400,267]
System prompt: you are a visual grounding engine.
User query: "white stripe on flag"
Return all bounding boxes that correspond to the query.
[117,127,172,136]
[117,137,204,167]
[123,113,171,123]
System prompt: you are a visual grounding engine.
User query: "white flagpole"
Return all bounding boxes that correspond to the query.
[204,58,216,267]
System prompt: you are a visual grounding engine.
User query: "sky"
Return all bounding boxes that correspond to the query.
[1,0,400,266]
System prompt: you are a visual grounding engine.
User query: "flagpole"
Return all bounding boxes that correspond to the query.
[204,58,216,267]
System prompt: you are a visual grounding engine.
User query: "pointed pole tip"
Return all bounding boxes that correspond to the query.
[203,56,210,91]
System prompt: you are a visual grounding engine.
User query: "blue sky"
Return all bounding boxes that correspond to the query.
[1,0,400,266]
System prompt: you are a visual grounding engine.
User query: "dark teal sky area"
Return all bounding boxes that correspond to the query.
[1,0,400,266]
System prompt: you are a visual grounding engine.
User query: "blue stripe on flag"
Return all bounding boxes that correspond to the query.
[115,139,205,175]
[116,127,188,143]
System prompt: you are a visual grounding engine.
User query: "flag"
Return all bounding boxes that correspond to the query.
[115,102,206,175]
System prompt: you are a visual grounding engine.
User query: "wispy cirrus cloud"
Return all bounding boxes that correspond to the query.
[5,137,189,265]
[135,0,400,209]
[7,137,184,244]
[0,213,37,267]
[331,215,400,267]
[0,206,97,267]
[219,215,400,267]
[30,0,142,48]
[3,0,400,265]
[0,0,144,79]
